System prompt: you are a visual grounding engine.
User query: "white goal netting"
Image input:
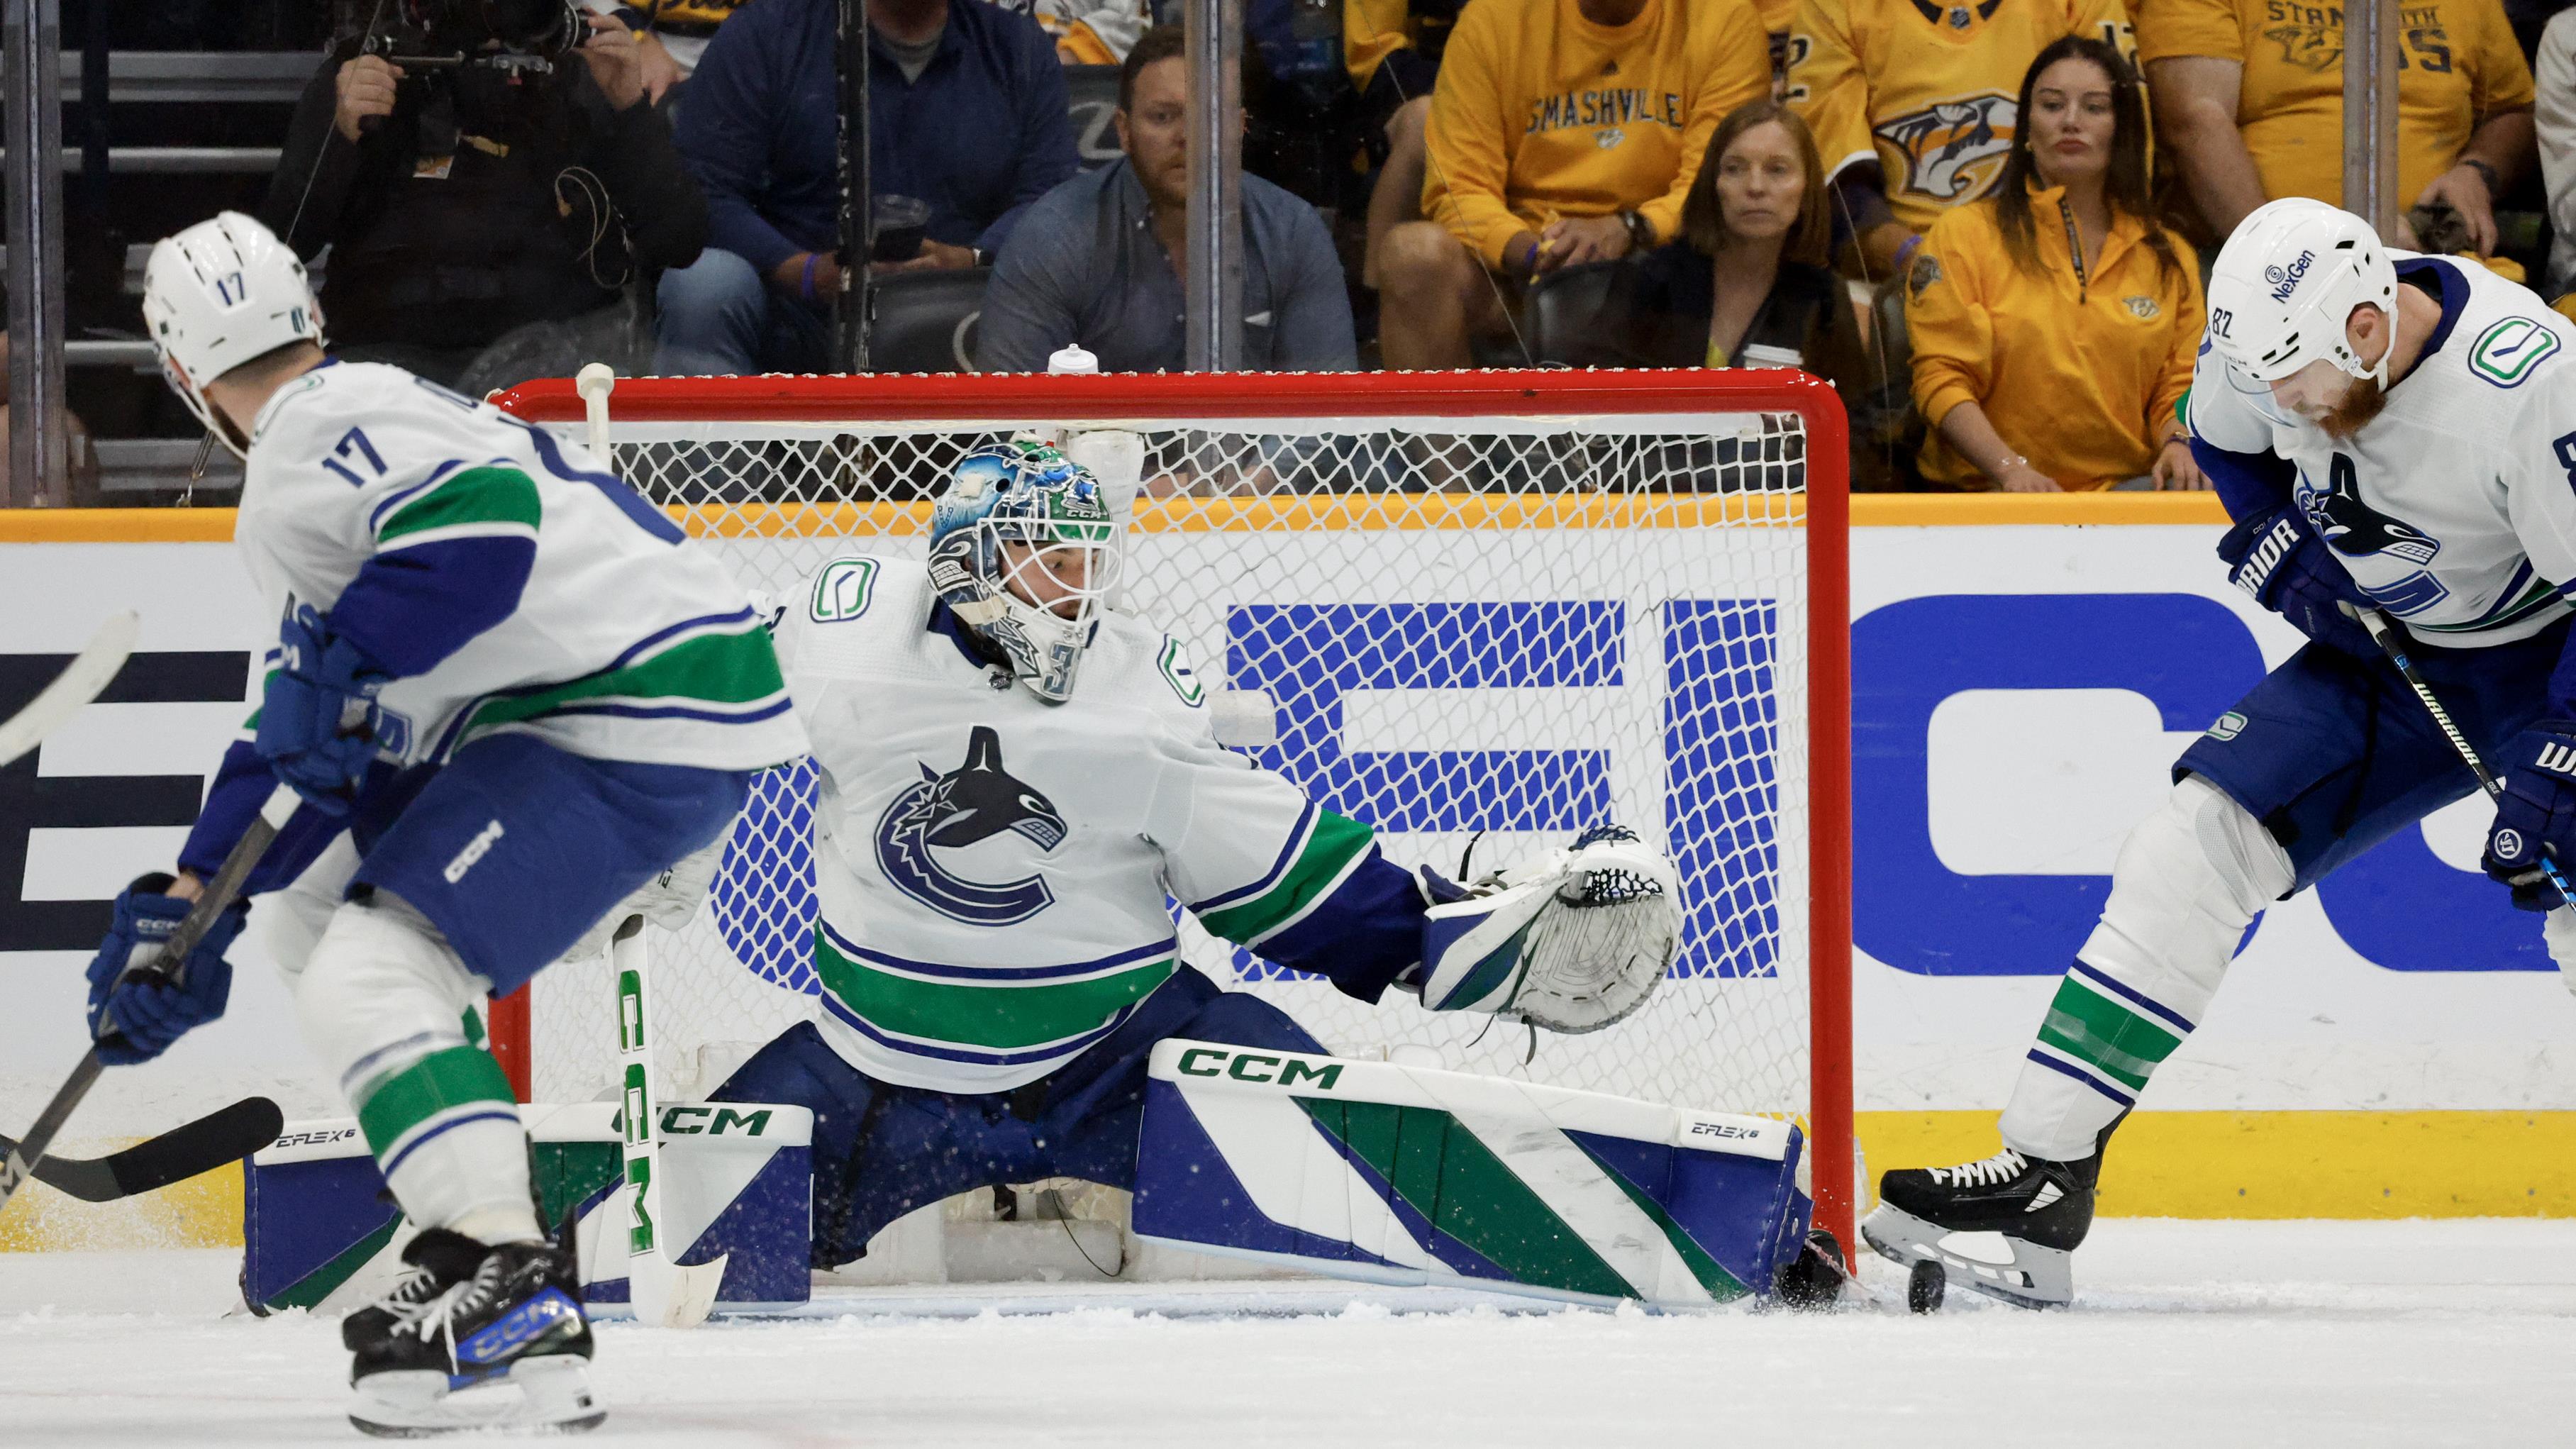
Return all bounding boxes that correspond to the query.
[500,374,1840,1184]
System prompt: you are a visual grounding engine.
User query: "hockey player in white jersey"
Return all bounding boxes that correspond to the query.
[96,212,806,1432]
[1868,197,2576,1308]
[709,439,1703,1282]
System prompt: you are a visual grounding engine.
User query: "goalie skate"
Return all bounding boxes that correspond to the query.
[1861,1147,2098,1310]
[345,1238,604,1438]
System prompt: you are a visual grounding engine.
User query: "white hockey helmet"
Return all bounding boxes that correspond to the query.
[142,211,324,457]
[925,441,1122,704]
[2204,197,2399,390]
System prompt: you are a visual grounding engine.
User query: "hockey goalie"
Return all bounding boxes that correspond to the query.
[706,439,1828,1306]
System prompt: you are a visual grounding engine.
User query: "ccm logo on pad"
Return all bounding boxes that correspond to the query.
[1175,1047,1344,1089]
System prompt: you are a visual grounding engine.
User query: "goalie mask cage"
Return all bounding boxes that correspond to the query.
[489,369,1855,1258]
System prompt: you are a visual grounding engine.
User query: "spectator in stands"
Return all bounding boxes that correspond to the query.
[978,26,1355,372]
[655,0,1079,374]
[1375,0,1771,369]
[262,11,704,394]
[1533,102,1889,487]
[1905,36,2203,492]
[2537,9,2576,292]
[1350,0,1464,289]
[2143,0,2533,251]
[1787,0,2131,285]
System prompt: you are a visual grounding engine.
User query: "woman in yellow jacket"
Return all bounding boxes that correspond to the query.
[1904,35,2204,492]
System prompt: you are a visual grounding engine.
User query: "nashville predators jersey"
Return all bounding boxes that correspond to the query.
[1787,0,2136,238]
[2134,0,2531,213]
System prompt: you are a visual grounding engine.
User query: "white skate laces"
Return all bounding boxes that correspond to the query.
[1931,1148,2030,1189]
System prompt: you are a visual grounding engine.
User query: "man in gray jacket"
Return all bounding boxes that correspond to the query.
[976,26,1357,373]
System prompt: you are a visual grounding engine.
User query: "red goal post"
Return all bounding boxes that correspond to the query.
[490,367,1855,1260]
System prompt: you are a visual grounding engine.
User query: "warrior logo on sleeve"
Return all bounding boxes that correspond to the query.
[1873,94,2016,201]
[875,725,1067,926]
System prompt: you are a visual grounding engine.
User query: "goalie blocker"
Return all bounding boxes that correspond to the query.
[1133,1041,1814,1306]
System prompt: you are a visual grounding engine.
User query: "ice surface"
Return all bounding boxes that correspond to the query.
[4,1219,2572,1446]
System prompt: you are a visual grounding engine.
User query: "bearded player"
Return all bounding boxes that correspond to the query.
[706,440,1736,1287]
[1867,197,2576,1308]
[99,212,806,1432]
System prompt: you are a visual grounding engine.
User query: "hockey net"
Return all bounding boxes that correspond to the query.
[489,370,1853,1249]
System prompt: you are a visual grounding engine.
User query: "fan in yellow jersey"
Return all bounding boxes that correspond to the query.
[1787,0,2135,281]
[2138,0,2533,252]
[1376,0,1770,369]
[1904,35,2204,491]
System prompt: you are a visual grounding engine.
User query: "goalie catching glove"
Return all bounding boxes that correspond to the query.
[1412,825,1681,1033]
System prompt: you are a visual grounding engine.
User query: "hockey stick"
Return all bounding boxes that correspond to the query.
[612,913,727,1327]
[0,1097,282,1203]
[2358,607,2576,909]
[0,611,139,771]
[0,784,300,1214]
[578,360,728,1326]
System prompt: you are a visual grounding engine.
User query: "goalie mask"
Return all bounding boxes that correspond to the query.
[927,441,1123,704]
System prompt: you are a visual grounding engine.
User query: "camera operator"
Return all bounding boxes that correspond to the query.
[260,6,706,394]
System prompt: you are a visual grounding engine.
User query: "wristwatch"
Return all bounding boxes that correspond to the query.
[1618,210,1656,252]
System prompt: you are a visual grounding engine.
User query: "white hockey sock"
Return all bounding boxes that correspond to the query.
[296,894,543,1245]
[1998,775,2294,1162]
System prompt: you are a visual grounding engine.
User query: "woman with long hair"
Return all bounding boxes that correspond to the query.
[1538,99,1887,487]
[1904,35,2206,491]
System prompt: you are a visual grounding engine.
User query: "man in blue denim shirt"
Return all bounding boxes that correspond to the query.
[975,26,1355,373]
[655,0,1079,374]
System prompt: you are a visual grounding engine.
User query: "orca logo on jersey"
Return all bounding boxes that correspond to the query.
[1872,94,2016,201]
[875,726,1067,926]
[2302,453,2441,566]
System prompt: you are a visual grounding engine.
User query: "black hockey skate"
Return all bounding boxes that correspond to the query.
[345,1236,603,1437]
[341,1228,489,1351]
[1862,1145,2102,1310]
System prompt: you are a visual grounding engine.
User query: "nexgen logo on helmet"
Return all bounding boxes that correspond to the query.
[2204,196,2399,389]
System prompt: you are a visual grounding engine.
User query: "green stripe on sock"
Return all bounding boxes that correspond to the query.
[452,623,787,747]
[354,1045,517,1162]
[1196,811,1375,946]
[1299,1098,1636,1300]
[815,931,1175,1050]
[2034,977,2185,1092]
[1572,1140,1750,1301]
[379,466,542,543]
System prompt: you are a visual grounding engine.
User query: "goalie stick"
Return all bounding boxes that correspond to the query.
[0,784,299,1214]
[2358,607,2576,909]
[0,611,139,771]
[0,1096,282,1203]
[580,360,728,1328]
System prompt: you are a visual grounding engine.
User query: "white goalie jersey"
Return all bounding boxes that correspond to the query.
[775,557,1385,1093]
[2190,255,2576,646]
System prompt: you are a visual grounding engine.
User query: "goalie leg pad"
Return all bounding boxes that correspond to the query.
[2000,775,2292,1161]
[1133,1039,1811,1306]
[298,894,538,1243]
[1418,825,1682,1033]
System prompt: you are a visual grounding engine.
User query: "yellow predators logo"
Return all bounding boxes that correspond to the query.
[1874,93,2017,201]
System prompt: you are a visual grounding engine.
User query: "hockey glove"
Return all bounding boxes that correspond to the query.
[84,872,248,1065]
[256,604,390,815]
[2217,505,2373,659]
[1415,825,1681,1033]
[2483,721,2576,912]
